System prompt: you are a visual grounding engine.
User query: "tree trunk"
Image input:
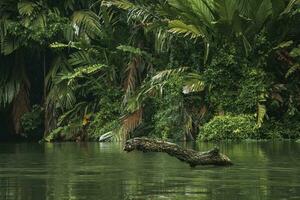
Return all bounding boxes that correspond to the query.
[124,138,232,167]
[11,52,30,135]
[11,82,30,135]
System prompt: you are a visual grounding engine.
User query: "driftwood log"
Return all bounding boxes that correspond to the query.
[124,138,232,167]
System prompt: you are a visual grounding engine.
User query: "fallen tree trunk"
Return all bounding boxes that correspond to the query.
[124,138,232,167]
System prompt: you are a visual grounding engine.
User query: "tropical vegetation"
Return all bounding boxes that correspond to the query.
[0,0,300,142]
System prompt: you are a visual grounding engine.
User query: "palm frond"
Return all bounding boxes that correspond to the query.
[273,41,293,50]
[121,108,143,139]
[31,12,47,29]
[47,82,76,111]
[183,73,205,94]
[183,109,194,140]
[151,67,188,83]
[0,58,26,107]
[290,45,300,57]
[123,57,143,104]
[57,101,87,126]
[215,0,237,23]
[0,19,8,40]
[68,51,94,67]
[254,0,273,29]
[103,0,162,24]
[154,28,173,53]
[50,42,82,50]
[125,67,189,112]
[117,45,152,61]
[1,36,20,55]
[72,10,103,38]
[286,64,300,78]
[0,73,21,107]
[117,45,145,56]
[56,64,107,85]
[189,0,215,27]
[281,0,300,15]
[168,20,204,39]
[102,0,134,10]
[17,2,37,16]
[168,0,214,29]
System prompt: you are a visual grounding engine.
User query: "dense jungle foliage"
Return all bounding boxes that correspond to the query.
[0,0,300,142]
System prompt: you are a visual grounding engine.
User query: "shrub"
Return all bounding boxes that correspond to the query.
[45,126,66,142]
[258,118,300,140]
[151,75,186,141]
[45,124,83,142]
[198,114,258,141]
[20,105,44,140]
[88,118,120,140]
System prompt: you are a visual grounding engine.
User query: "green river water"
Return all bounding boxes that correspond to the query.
[0,141,299,200]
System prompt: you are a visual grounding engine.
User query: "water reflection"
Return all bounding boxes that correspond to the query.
[0,141,299,200]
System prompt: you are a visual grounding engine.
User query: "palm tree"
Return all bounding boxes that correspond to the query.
[0,0,77,135]
[103,0,300,139]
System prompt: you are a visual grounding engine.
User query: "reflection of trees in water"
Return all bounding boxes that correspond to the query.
[0,143,47,200]
[0,178,12,200]
[195,142,269,200]
[0,142,299,199]
[0,109,12,140]
[42,143,207,199]
[259,141,300,200]
[0,172,47,200]
[43,143,129,199]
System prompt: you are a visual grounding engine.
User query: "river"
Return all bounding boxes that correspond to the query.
[0,141,299,200]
